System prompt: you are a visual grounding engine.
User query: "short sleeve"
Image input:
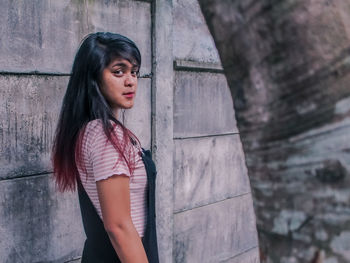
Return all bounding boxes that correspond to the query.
[87,121,131,182]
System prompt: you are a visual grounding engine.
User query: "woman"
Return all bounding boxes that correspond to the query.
[52,32,159,263]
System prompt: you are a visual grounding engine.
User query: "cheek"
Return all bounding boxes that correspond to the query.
[106,78,123,94]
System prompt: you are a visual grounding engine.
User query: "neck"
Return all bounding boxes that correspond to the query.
[112,107,119,120]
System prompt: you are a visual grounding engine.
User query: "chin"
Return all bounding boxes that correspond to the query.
[123,103,134,109]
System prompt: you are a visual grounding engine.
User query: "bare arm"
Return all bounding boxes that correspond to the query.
[96,174,148,263]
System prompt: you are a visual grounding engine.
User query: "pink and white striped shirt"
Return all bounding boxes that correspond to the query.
[77,119,148,237]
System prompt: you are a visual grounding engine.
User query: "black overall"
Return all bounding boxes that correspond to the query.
[77,149,159,263]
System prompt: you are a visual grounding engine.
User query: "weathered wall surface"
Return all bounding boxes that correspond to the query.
[172,0,259,262]
[198,0,350,262]
[0,0,151,75]
[0,0,259,262]
[0,1,152,262]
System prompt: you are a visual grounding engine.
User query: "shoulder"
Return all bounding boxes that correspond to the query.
[85,119,104,134]
[81,120,102,146]
[84,119,126,143]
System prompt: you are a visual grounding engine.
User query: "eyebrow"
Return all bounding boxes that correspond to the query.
[111,62,139,69]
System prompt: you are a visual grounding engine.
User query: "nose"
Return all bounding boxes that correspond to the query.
[124,73,137,87]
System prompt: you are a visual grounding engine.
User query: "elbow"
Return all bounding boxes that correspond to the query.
[104,220,134,241]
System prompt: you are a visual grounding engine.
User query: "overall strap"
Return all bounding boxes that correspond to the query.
[141,149,160,263]
[77,149,159,263]
[78,182,121,262]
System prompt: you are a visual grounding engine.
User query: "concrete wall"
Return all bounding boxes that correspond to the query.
[172,0,259,262]
[0,0,259,262]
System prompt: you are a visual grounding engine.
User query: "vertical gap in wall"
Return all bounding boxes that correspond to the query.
[149,1,175,262]
[150,0,156,155]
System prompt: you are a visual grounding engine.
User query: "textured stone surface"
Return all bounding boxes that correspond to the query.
[0,75,151,179]
[174,135,250,212]
[174,71,237,138]
[173,0,220,63]
[0,174,85,262]
[198,0,350,261]
[174,194,258,263]
[254,118,350,262]
[0,0,151,75]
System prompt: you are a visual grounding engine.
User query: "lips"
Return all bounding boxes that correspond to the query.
[123,92,135,98]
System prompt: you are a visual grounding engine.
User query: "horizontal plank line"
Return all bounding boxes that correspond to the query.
[64,257,82,263]
[220,245,259,262]
[174,191,251,214]
[174,132,239,140]
[174,59,224,73]
[0,71,71,76]
[0,171,52,182]
[0,71,152,78]
[140,73,153,78]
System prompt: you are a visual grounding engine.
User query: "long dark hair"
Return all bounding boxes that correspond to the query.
[52,32,142,192]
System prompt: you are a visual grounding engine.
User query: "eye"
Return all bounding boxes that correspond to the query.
[113,70,123,76]
[131,70,139,77]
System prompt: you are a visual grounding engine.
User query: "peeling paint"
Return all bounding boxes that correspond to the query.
[330,231,350,260]
[335,97,350,115]
[272,210,307,235]
[315,229,328,241]
[315,159,347,183]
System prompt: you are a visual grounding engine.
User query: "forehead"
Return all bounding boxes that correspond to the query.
[108,57,138,68]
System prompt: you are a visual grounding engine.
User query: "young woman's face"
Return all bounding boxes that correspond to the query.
[100,57,139,115]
